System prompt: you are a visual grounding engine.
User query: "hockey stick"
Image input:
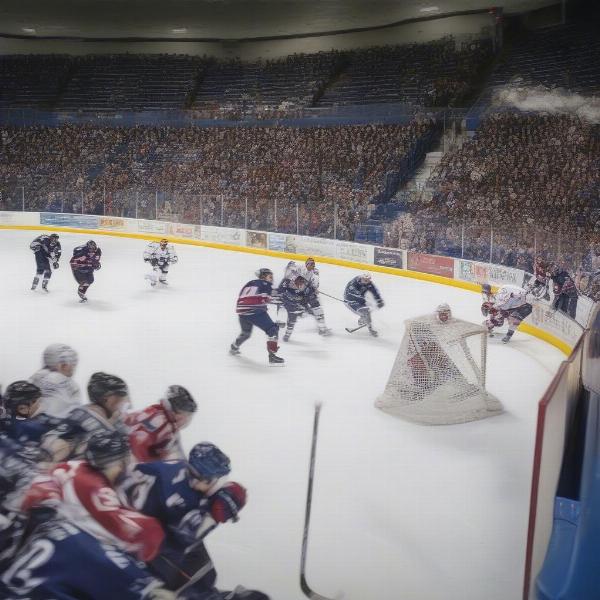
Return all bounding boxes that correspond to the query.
[318,290,349,304]
[344,324,368,334]
[300,403,341,600]
[168,517,219,596]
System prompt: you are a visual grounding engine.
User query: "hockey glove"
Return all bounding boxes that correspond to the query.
[94,263,101,271]
[376,299,385,309]
[53,261,59,269]
[151,258,159,267]
[208,482,247,523]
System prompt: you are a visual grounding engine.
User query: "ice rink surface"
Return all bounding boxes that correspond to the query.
[1,229,565,600]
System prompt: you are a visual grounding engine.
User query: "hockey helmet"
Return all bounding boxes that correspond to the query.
[305,257,316,270]
[86,240,97,251]
[293,275,307,290]
[436,303,452,323]
[159,239,168,248]
[43,343,78,369]
[4,381,41,416]
[188,442,231,480]
[162,385,197,414]
[85,431,130,470]
[256,268,274,281]
[359,273,372,284]
[481,283,492,296]
[87,372,128,405]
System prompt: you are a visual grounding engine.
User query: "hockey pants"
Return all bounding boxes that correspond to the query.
[235,313,279,354]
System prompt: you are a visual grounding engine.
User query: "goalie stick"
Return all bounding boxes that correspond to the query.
[300,402,341,600]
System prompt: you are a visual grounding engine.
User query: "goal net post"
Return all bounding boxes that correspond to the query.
[376,314,503,425]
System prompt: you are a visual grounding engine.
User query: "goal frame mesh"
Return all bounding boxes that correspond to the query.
[376,315,503,425]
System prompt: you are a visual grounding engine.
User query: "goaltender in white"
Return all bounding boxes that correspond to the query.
[144,239,178,286]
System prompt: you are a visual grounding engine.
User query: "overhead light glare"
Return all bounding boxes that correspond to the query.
[419,6,439,13]
[22,27,36,33]
[172,28,188,33]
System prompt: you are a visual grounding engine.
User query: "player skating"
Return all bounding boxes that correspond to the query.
[30,233,61,292]
[144,239,178,287]
[481,283,533,343]
[29,343,81,418]
[297,257,331,336]
[344,273,384,336]
[125,385,197,463]
[229,268,284,365]
[70,239,101,302]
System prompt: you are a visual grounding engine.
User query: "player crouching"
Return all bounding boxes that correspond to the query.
[481,283,532,343]
[344,273,384,336]
[144,239,178,287]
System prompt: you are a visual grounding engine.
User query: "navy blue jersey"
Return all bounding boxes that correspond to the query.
[30,235,61,260]
[0,413,61,447]
[122,461,206,548]
[236,279,273,315]
[70,245,102,273]
[344,276,382,304]
[279,279,307,312]
[1,519,160,600]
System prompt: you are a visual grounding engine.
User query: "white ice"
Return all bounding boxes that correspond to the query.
[0,229,564,600]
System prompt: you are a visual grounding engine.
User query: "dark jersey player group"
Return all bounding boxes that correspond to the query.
[229,260,384,365]
[30,235,101,302]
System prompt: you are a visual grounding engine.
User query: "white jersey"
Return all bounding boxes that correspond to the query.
[494,285,529,311]
[299,266,320,291]
[30,368,82,418]
[143,242,178,266]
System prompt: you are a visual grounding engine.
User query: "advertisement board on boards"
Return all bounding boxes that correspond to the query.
[408,252,454,278]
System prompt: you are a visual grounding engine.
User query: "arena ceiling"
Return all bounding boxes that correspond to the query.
[2,0,557,40]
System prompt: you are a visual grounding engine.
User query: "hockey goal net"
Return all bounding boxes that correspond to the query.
[376,314,502,425]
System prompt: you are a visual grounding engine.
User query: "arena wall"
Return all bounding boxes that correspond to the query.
[0,13,493,59]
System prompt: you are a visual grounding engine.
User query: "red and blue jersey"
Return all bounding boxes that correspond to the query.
[236,278,272,315]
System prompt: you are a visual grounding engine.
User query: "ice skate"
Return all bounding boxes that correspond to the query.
[229,344,241,356]
[318,327,332,336]
[268,352,285,365]
[368,326,379,337]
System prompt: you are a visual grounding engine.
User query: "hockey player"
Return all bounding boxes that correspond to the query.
[0,381,63,450]
[280,274,308,342]
[122,443,267,600]
[550,264,578,319]
[41,371,130,462]
[230,268,284,365]
[144,239,178,287]
[30,233,61,292]
[296,257,331,337]
[70,239,102,302]
[125,385,197,463]
[481,283,532,343]
[29,343,81,418]
[344,273,384,337]
[525,256,551,300]
[10,431,175,600]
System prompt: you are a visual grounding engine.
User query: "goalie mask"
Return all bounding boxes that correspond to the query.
[436,303,452,323]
